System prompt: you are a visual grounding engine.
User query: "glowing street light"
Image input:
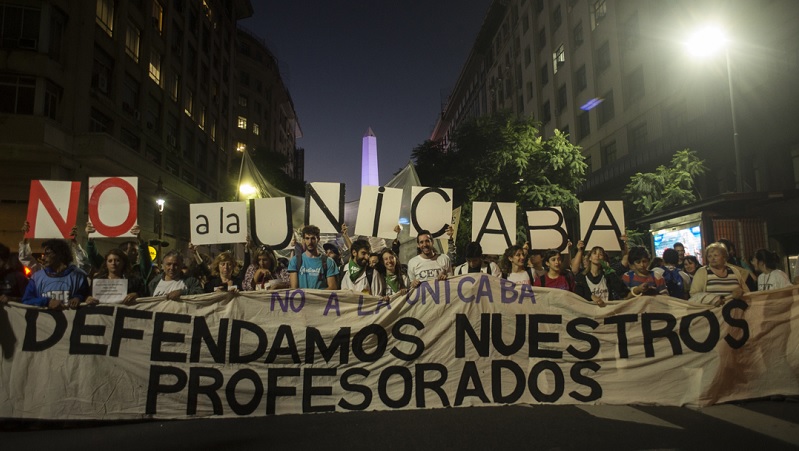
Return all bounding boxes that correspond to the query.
[684,24,742,192]
[154,177,167,264]
[239,183,257,197]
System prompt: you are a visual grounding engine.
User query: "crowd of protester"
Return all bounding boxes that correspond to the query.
[1,219,796,310]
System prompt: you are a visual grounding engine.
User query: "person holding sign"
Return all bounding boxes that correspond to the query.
[574,246,630,307]
[288,225,340,290]
[21,239,90,309]
[534,250,575,291]
[377,248,409,296]
[204,251,244,293]
[85,249,146,305]
[408,230,452,287]
[502,244,537,285]
[340,239,385,295]
[147,251,203,300]
[86,222,153,285]
[454,242,501,277]
[243,244,289,291]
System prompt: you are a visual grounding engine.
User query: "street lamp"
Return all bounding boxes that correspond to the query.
[154,177,166,264]
[685,25,742,192]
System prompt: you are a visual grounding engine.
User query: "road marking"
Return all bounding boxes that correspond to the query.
[698,404,799,446]
[576,405,683,429]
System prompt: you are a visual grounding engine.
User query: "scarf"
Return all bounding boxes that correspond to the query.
[385,272,400,293]
[348,259,365,282]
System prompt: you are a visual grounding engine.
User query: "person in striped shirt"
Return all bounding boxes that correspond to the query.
[689,242,748,306]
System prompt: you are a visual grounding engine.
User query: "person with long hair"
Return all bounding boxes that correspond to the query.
[85,248,146,305]
[752,248,791,291]
[534,249,574,291]
[243,244,289,291]
[574,246,630,307]
[683,255,701,277]
[22,239,89,309]
[377,248,409,296]
[204,251,244,292]
[502,244,536,285]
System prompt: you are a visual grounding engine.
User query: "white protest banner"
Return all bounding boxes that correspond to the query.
[472,202,516,255]
[250,197,294,250]
[3,282,797,420]
[410,186,453,239]
[355,186,403,239]
[579,201,626,251]
[25,180,81,239]
[88,177,138,238]
[526,207,570,253]
[92,279,128,304]
[306,182,345,234]
[190,202,248,245]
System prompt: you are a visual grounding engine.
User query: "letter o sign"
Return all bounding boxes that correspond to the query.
[88,177,138,237]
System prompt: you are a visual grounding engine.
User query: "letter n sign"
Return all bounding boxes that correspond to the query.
[26,180,81,239]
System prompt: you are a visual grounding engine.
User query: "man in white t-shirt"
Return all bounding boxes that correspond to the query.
[340,239,385,295]
[408,230,452,287]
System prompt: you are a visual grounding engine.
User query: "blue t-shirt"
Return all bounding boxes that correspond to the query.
[287,253,340,289]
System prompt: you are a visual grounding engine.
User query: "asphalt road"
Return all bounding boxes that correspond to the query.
[2,399,798,450]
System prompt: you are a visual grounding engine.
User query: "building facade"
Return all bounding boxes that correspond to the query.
[0,0,302,256]
[432,0,799,268]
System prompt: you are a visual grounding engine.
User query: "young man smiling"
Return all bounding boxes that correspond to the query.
[340,239,385,295]
[407,230,452,287]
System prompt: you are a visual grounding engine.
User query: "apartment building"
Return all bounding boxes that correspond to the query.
[432,0,799,266]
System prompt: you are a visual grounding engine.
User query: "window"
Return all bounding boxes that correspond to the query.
[591,0,607,31]
[0,5,41,50]
[628,122,647,152]
[585,154,593,172]
[524,45,531,67]
[573,22,584,47]
[91,46,113,95]
[240,70,250,86]
[121,73,140,115]
[624,66,645,105]
[0,74,35,114]
[48,7,66,60]
[125,23,140,62]
[149,50,162,84]
[578,111,590,140]
[596,41,611,72]
[151,0,163,35]
[537,28,546,50]
[168,72,179,101]
[553,44,565,74]
[120,127,141,151]
[237,116,247,129]
[540,63,549,85]
[522,12,530,34]
[44,80,62,120]
[253,123,260,135]
[597,90,615,126]
[526,81,533,101]
[600,140,617,167]
[552,5,562,30]
[96,0,114,36]
[90,108,113,133]
[541,100,551,124]
[238,95,248,107]
[198,104,206,130]
[184,88,193,116]
[236,142,246,152]
[557,85,567,114]
[575,65,587,93]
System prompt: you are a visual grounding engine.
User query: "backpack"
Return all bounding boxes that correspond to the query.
[661,267,686,299]
[294,243,328,287]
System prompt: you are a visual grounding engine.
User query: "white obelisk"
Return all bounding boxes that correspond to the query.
[361,127,379,188]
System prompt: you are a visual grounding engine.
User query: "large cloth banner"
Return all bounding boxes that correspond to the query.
[1,277,797,420]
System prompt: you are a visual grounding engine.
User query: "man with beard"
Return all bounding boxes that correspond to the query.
[289,225,340,290]
[340,239,385,295]
[408,230,452,287]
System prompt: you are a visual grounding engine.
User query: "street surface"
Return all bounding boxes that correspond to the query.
[2,399,798,450]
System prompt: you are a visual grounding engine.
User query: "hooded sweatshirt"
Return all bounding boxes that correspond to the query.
[22,264,90,307]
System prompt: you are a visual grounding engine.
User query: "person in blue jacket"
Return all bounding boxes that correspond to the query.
[22,239,89,309]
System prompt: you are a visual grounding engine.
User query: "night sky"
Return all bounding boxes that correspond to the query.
[240,1,492,200]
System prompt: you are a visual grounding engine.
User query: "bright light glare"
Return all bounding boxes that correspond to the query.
[156,198,165,212]
[239,183,256,196]
[685,25,727,58]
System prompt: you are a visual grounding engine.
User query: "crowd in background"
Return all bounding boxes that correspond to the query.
[0,220,795,310]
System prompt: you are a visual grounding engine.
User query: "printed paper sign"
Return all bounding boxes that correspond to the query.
[472,202,516,255]
[88,177,138,238]
[409,186,453,239]
[25,180,81,239]
[92,279,128,304]
[580,201,625,251]
[305,183,344,235]
[190,202,248,245]
[354,186,402,239]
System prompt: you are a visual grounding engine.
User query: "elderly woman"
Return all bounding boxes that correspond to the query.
[148,251,203,300]
[86,248,146,305]
[204,251,244,292]
[243,245,289,291]
[689,242,749,304]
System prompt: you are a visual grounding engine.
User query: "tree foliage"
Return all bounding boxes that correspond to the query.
[411,112,587,252]
[624,149,706,217]
[252,147,305,196]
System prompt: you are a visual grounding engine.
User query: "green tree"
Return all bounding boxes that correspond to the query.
[412,112,587,255]
[251,147,305,196]
[624,149,706,217]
